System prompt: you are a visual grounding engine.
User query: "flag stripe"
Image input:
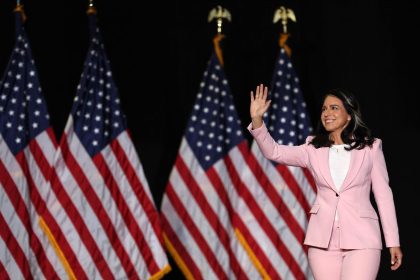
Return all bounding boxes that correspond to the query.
[165,180,228,279]
[239,143,308,237]
[228,160,301,279]
[49,167,112,279]
[0,167,29,229]
[110,135,165,248]
[0,213,30,279]
[303,168,317,192]
[233,215,276,276]
[245,151,307,234]
[60,134,137,279]
[93,150,158,275]
[161,52,260,279]
[205,167,255,279]
[64,122,142,278]
[246,150,306,240]
[0,151,31,272]
[112,133,157,210]
[1,13,79,279]
[113,132,165,246]
[0,143,31,229]
[246,145,316,278]
[162,194,206,278]
[15,152,58,279]
[0,254,11,280]
[178,140,231,230]
[111,135,155,206]
[102,139,167,276]
[249,148,308,234]
[173,139,261,279]
[31,160,88,279]
[176,155,246,278]
[0,139,50,280]
[226,144,306,279]
[46,14,169,278]
[4,135,61,279]
[251,142,314,225]
[178,139,252,278]
[28,130,56,179]
[285,165,317,214]
[114,132,167,254]
[161,213,202,279]
[276,165,311,215]
[243,147,308,277]
[236,46,315,279]
[46,128,58,149]
[233,166,302,279]
[164,182,218,278]
[212,151,275,279]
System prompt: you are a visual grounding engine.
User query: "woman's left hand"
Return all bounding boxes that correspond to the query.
[389,247,403,270]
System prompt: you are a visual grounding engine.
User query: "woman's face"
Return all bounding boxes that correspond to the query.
[321,95,351,133]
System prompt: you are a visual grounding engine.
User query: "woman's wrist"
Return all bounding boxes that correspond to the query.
[251,115,263,120]
[251,116,263,129]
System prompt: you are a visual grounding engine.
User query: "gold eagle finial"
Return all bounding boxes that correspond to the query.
[273,6,296,34]
[208,5,232,34]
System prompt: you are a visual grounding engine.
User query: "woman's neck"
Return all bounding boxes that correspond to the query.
[329,132,344,145]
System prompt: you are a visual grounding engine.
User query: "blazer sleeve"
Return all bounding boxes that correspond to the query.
[371,138,400,247]
[247,122,309,168]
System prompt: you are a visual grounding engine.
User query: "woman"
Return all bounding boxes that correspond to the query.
[248,84,403,279]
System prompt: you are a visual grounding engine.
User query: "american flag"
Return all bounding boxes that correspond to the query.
[42,12,170,279]
[0,11,65,279]
[237,47,317,279]
[160,45,261,279]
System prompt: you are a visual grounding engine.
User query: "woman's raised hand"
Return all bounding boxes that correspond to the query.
[250,84,271,129]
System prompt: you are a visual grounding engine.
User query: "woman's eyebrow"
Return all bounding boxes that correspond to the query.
[322,104,340,108]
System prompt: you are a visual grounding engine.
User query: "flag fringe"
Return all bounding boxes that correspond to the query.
[235,228,271,280]
[39,217,77,280]
[163,233,195,280]
[149,264,171,280]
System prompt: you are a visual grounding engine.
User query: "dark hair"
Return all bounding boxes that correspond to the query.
[310,88,374,150]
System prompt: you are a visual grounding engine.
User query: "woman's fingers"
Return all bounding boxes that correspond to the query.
[254,84,268,100]
[264,100,272,112]
[250,84,271,118]
[390,247,403,271]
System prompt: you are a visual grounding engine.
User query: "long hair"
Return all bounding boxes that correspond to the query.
[310,88,374,150]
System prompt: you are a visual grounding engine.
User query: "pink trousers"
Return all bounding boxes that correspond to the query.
[308,221,381,280]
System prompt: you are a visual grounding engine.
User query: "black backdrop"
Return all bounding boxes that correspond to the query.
[1,0,419,279]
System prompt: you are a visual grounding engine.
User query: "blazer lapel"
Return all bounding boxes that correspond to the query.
[340,147,366,192]
[317,147,337,191]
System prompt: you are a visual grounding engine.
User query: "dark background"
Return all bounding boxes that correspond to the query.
[1,0,418,279]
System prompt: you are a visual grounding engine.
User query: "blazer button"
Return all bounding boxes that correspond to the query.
[336,193,339,197]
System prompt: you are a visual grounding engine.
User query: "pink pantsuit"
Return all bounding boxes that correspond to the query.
[248,123,400,279]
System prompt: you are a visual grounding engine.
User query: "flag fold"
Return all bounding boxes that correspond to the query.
[236,45,316,280]
[0,9,63,279]
[160,39,261,280]
[42,11,170,280]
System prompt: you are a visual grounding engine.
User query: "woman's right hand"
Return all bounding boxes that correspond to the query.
[250,84,271,129]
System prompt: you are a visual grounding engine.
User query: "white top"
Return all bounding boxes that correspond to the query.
[329,144,351,220]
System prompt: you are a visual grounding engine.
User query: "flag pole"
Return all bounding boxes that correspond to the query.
[273,6,296,57]
[86,0,97,15]
[13,0,27,24]
[208,5,231,66]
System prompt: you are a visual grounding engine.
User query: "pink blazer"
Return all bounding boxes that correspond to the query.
[248,123,400,249]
